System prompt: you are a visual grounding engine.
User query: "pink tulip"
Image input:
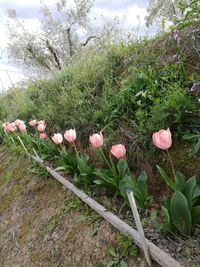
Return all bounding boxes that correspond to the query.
[52,133,63,144]
[18,124,26,132]
[9,122,17,132]
[110,144,126,159]
[2,122,9,131]
[29,119,37,126]
[40,132,47,139]
[37,120,45,125]
[152,128,172,150]
[64,129,76,142]
[37,124,46,132]
[89,132,103,148]
[14,119,25,127]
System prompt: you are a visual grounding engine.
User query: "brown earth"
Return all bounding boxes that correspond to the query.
[0,145,152,267]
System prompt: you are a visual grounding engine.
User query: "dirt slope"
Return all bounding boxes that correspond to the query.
[0,146,149,267]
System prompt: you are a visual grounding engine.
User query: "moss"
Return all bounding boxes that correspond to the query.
[0,184,21,211]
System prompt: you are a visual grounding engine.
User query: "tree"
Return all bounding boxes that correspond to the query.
[145,0,185,26]
[6,0,96,72]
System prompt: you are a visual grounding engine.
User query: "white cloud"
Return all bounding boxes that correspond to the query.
[91,4,147,29]
[0,0,57,8]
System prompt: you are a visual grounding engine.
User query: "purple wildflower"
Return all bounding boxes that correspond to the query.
[190,82,200,92]
[172,29,180,42]
[171,54,180,61]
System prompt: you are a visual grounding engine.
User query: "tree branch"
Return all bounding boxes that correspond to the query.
[81,35,96,46]
[45,39,62,70]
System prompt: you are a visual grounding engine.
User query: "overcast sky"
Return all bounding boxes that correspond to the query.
[0,0,150,91]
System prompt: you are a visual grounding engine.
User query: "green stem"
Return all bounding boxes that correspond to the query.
[167,149,176,179]
[100,149,112,171]
[73,142,79,157]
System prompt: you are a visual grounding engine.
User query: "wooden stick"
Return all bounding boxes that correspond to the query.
[32,148,43,162]
[127,190,152,266]
[28,153,182,267]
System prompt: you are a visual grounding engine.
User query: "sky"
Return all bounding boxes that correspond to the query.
[0,0,150,91]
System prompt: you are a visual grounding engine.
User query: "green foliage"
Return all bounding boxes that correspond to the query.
[183,130,200,156]
[158,167,200,236]
[93,158,126,191]
[106,233,137,267]
[119,172,149,209]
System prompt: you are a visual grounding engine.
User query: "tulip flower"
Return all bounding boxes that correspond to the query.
[152,128,172,150]
[9,123,17,132]
[14,119,25,127]
[40,132,47,139]
[52,133,63,144]
[29,119,37,126]
[2,122,10,132]
[37,124,46,132]
[64,129,76,142]
[89,132,104,148]
[37,120,45,125]
[18,123,26,132]
[110,144,126,159]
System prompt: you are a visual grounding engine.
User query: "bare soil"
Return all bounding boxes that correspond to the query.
[0,146,148,267]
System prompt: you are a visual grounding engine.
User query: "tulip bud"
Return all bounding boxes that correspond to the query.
[29,120,37,127]
[40,133,47,139]
[37,124,46,132]
[14,119,25,127]
[110,144,126,159]
[52,133,63,144]
[152,128,172,150]
[18,123,26,132]
[89,132,103,148]
[64,129,76,142]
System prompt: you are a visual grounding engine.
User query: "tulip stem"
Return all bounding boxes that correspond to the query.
[100,149,112,171]
[167,150,176,179]
[73,142,79,157]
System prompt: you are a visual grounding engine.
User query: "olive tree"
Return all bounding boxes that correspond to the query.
[6,0,96,72]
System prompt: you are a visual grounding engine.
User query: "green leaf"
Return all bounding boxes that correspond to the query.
[80,153,89,162]
[117,159,127,178]
[106,260,116,267]
[191,138,200,155]
[170,191,191,236]
[108,245,117,257]
[157,165,176,190]
[54,166,67,171]
[120,260,128,267]
[192,206,200,224]
[182,176,196,211]
[137,171,148,202]
[192,187,200,205]
[93,179,104,185]
[182,134,199,140]
[162,206,170,224]
[74,215,89,223]
[94,171,117,188]
[175,171,185,191]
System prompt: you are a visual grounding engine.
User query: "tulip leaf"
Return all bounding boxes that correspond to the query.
[162,206,170,224]
[117,158,127,179]
[182,176,196,211]
[137,171,148,202]
[170,191,191,236]
[192,206,200,224]
[157,165,176,190]
[175,171,185,191]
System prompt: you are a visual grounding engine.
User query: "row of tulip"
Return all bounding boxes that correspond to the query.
[2,118,172,156]
[2,117,200,236]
